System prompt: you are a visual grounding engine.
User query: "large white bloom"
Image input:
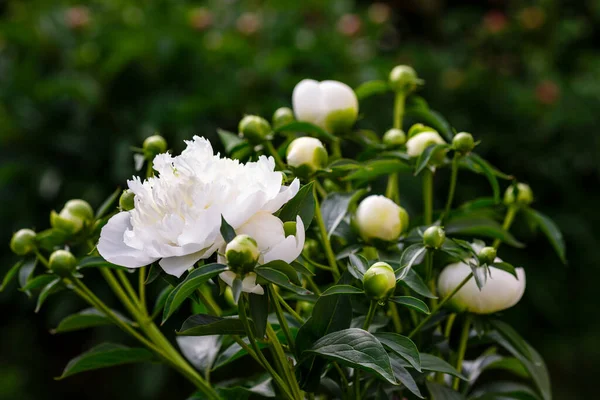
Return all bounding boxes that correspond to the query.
[292,79,358,133]
[405,131,446,158]
[217,212,305,295]
[97,136,300,277]
[438,258,526,315]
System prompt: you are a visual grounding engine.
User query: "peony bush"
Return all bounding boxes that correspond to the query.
[4,65,565,399]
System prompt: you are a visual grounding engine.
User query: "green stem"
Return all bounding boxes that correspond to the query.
[385,91,406,204]
[355,301,378,399]
[313,186,340,280]
[116,269,143,310]
[274,290,305,324]
[266,323,302,400]
[265,140,286,170]
[269,285,296,354]
[388,302,403,333]
[331,140,342,160]
[315,180,328,199]
[139,266,147,314]
[305,274,321,295]
[101,269,141,317]
[408,273,473,339]
[239,295,294,400]
[442,153,460,224]
[452,314,472,390]
[302,251,336,273]
[425,251,438,309]
[493,205,518,250]
[196,287,222,316]
[34,250,50,268]
[423,169,434,225]
[444,313,457,338]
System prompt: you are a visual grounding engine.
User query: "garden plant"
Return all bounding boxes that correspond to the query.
[4,65,565,399]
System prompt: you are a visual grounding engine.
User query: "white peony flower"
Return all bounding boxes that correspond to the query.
[292,79,358,134]
[97,136,300,277]
[405,131,446,158]
[355,195,408,242]
[217,212,305,295]
[437,257,526,314]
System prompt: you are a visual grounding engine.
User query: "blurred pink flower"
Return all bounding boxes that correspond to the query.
[65,6,90,30]
[536,80,560,105]
[483,11,507,33]
[337,14,362,37]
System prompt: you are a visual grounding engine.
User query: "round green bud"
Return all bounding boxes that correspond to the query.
[50,209,84,234]
[119,190,135,211]
[504,183,533,206]
[225,234,260,274]
[238,115,271,144]
[10,229,36,256]
[383,128,406,147]
[478,246,497,265]
[363,262,396,301]
[389,65,419,93]
[407,123,436,139]
[272,107,295,130]
[64,199,94,222]
[423,226,446,249]
[143,135,168,158]
[283,221,297,238]
[452,132,475,154]
[49,249,77,277]
[398,207,410,234]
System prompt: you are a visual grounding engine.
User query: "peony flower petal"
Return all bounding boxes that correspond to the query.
[406,131,446,158]
[177,335,221,373]
[159,250,207,277]
[242,273,264,295]
[263,216,305,264]
[261,178,300,214]
[219,271,236,287]
[236,212,287,255]
[97,212,157,268]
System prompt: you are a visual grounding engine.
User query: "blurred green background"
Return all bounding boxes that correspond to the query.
[1,0,599,399]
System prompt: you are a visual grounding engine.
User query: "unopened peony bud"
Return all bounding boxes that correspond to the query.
[438,260,525,314]
[64,199,94,223]
[383,128,406,147]
[10,229,36,256]
[49,249,77,277]
[407,123,435,139]
[292,79,358,134]
[143,135,167,158]
[478,246,497,265]
[452,132,475,154]
[363,262,396,300]
[286,137,328,177]
[239,115,271,144]
[389,65,420,93]
[51,209,84,234]
[272,107,295,129]
[504,183,533,206]
[225,234,260,274]
[119,190,135,211]
[423,226,445,249]
[406,130,446,158]
[356,195,408,242]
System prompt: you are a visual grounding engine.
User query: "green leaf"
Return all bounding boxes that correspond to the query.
[0,260,24,292]
[273,121,337,142]
[254,266,312,295]
[489,320,551,400]
[463,154,504,202]
[491,262,519,279]
[220,216,236,243]
[374,332,421,371]
[260,260,301,285]
[162,263,227,323]
[177,314,250,336]
[469,382,542,400]
[414,144,449,176]
[249,292,269,338]
[320,192,355,238]
[321,285,364,296]
[145,263,162,285]
[344,159,411,181]
[523,208,566,264]
[306,328,396,384]
[77,256,127,270]
[277,182,315,229]
[445,217,524,248]
[35,278,63,313]
[420,353,467,380]
[56,343,154,380]
[18,257,37,291]
[290,260,315,277]
[217,128,245,154]
[152,285,172,317]
[389,355,424,398]
[389,296,430,314]
[426,382,467,400]
[21,274,58,291]
[355,80,389,100]
[347,253,368,280]
[95,187,122,219]
[53,308,131,333]
[399,268,437,299]
[396,243,427,280]
[405,107,454,142]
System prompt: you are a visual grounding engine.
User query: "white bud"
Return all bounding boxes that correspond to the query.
[225,234,260,274]
[355,195,408,242]
[437,261,526,314]
[292,79,358,134]
[286,137,328,176]
[405,131,446,158]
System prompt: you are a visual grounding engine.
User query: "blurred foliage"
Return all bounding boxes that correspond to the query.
[0,0,599,399]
